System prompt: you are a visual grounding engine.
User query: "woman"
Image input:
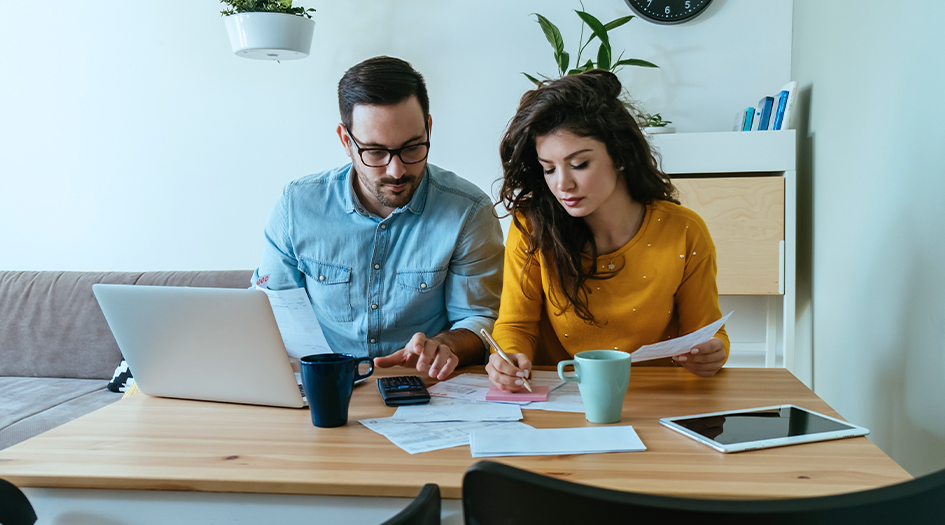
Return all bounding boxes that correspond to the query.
[487,70,729,392]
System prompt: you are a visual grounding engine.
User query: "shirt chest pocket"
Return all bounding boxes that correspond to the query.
[300,259,354,323]
[394,267,448,328]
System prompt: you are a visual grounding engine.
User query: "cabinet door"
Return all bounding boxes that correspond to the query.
[673,176,784,295]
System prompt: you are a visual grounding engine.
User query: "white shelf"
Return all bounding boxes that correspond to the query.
[648,130,796,174]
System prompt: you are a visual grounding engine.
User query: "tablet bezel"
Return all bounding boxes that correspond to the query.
[659,404,870,453]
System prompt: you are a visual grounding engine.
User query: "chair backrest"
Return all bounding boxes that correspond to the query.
[0,478,37,525]
[380,483,440,525]
[462,461,945,525]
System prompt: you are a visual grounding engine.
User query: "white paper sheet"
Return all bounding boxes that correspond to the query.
[426,372,565,405]
[470,425,646,458]
[630,311,734,363]
[256,287,332,358]
[521,380,585,413]
[392,403,523,422]
[359,417,532,454]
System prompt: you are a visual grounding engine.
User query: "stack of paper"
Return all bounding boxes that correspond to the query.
[360,418,532,455]
[426,371,583,412]
[391,403,523,422]
[470,425,646,458]
[360,398,528,454]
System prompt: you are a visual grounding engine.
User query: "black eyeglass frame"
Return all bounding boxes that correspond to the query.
[345,127,431,168]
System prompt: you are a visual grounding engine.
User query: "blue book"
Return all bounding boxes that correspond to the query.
[742,107,754,131]
[757,96,774,131]
[772,90,789,130]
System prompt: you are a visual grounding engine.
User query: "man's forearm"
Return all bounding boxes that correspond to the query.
[430,328,487,367]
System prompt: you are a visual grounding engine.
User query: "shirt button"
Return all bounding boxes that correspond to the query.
[318,275,326,281]
[371,304,378,310]
[380,224,387,230]
[370,338,376,344]
[420,282,427,289]
[374,264,380,270]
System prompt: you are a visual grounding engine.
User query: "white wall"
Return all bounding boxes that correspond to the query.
[0,0,791,271]
[793,1,945,476]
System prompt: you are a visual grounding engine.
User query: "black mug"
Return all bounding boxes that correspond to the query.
[299,353,374,428]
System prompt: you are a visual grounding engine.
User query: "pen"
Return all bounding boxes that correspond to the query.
[480,328,532,393]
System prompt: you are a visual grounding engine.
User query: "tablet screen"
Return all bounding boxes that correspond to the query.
[660,404,873,454]
[672,406,854,445]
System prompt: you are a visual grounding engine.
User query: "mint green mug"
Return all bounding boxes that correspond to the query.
[558,350,631,424]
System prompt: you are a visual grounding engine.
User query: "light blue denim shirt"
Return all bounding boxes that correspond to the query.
[252,163,504,360]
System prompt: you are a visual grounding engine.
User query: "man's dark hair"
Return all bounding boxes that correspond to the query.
[338,56,430,131]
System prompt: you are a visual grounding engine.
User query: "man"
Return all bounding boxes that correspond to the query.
[252,56,503,380]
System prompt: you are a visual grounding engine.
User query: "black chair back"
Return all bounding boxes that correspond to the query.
[380,483,440,525]
[462,461,944,525]
[0,478,37,525]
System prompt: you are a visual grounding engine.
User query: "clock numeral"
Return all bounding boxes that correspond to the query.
[665,5,671,14]
[646,0,652,7]
[685,1,691,8]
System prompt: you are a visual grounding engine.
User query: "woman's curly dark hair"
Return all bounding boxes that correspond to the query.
[497,70,678,324]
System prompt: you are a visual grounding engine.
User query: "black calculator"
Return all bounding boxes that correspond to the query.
[377,376,431,406]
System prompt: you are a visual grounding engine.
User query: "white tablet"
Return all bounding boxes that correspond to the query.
[659,405,869,453]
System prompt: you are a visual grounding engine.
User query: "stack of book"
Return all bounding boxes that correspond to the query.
[734,81,797,131]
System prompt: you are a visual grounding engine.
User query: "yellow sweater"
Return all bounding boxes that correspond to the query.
[493,200,729,363]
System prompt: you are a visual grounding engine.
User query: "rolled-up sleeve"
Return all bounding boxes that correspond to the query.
[443,196,505,350]
[251,189,305,290]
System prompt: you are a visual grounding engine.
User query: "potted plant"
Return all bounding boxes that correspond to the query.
[640,112,675,134]
[526,7,672,132]
[524,8,658,85]
[221,0,316,61]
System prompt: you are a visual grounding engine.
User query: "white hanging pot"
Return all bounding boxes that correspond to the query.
[224,12,315,60]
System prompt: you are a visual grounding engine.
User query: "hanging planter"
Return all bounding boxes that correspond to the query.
[224,12,314,60]
[220,1,316,61]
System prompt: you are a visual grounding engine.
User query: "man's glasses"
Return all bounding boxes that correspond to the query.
[346,128,431,168]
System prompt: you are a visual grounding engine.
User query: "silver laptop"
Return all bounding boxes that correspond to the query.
[93,284,306,408]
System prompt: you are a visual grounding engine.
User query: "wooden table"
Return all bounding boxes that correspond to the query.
[0,367,911,523]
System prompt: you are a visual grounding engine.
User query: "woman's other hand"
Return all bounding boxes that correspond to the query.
[674,337,726,377]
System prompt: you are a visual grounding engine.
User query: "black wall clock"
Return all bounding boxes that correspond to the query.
[624,0,714,25]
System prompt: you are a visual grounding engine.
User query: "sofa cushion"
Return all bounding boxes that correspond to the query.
[0,377,120,450]
[135,270,252,288]
[0,270,254,380]
[0,271,142,379]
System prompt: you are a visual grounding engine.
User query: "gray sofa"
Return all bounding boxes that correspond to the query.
[0,270,253,450]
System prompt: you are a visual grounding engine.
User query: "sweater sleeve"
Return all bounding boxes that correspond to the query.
[491,219,544,361]
[676,213,730,361]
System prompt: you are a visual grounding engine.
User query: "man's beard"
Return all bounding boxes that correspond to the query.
[355,166,422,210]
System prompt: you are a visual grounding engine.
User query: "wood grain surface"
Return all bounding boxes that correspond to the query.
[0,367,909,500]
[674,176,785,295]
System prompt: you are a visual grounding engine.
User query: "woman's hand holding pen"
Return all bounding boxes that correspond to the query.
[486,351,533,392]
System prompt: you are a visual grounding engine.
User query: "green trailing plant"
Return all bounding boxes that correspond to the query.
[642,113,672,128]
[524,6,658,85]
[220,0,315,19]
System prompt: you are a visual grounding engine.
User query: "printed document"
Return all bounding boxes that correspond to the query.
[427,371,565,404]
[470,425,646,458]
[522,380,584,413]
[630,311,734,363]
[359,418,532,455]
[256,287,332,358]
[392,403,523,422]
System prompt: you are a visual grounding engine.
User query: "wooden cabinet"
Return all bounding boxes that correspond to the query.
[647,131,807,385]
[674,176,784,295]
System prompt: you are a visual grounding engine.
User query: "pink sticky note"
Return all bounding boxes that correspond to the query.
[485,385,549,402]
